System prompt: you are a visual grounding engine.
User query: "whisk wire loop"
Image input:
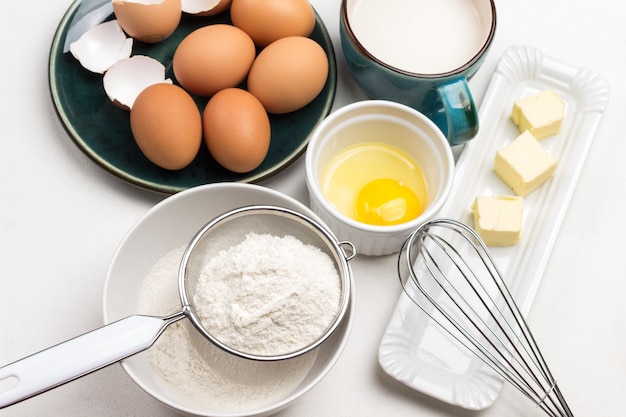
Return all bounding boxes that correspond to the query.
[398,218,574,417]
[405,227,544,405]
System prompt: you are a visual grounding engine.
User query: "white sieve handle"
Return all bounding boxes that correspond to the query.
[0,314,184,409]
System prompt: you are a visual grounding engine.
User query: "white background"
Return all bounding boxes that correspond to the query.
[1,0,624,416]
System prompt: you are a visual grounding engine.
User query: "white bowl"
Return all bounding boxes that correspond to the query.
[102,183,355,417]
[305,100,455,256]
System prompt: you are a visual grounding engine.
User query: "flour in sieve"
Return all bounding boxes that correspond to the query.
[138,246,318,413]
[193,232,342,357]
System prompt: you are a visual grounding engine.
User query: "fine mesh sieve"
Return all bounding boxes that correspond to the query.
[0,205,355,409]
[180,205,355,361]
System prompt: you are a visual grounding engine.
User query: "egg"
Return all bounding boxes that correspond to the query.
[230,0,315,47]
[247,36,328,114]
[130,83,202,170]
[112,0,182,43]
[321,143,428,226]
[203,88,270,173]
[173,24,256,96]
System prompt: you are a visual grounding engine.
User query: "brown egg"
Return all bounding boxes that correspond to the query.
[112,0,182,43]
[230,0,315,47]
[203,88,271,173]
[130,83,202,170]
[173,24,255,96]
[247,36,328,114]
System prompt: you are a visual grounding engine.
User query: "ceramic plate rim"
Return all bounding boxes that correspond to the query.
[48,2,337,194]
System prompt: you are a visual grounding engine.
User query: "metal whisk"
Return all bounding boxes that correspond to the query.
[398,218,573,417]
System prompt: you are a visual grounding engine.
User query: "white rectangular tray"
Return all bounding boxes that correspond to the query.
[378,44,610,410]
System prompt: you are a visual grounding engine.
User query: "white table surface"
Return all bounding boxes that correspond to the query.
[1,1,624,416]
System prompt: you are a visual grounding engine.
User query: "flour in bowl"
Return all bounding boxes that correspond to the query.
[194,232,342,357]
[138,246,319,413]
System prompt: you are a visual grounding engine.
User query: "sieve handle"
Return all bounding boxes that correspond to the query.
[0,314,184,409]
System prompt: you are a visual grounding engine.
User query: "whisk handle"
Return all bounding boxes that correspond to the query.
[0,314,183,409]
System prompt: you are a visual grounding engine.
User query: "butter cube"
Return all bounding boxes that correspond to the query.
[510,90,565,139]
[494,131,557,196]
[472,196,523,247]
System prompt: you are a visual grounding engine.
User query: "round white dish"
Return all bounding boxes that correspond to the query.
[305,100,454,256]
[102,183,355,417]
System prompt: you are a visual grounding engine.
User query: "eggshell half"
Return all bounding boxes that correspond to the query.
[103,55,172,110]
[113,0,182,43]
[182,0,232,15]
[69,20,133,74]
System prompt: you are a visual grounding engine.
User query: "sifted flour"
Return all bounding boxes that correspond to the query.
[138,246,319,413]
[194,232,342,357]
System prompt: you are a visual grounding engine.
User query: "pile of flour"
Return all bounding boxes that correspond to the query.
[193,232,342,357]
[137,233,341,413]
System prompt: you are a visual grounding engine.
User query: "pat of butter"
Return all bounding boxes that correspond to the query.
[472,196,523,247]
[510,90,565,139]
[494,131,557,197]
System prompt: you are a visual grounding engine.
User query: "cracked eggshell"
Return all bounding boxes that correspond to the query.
[181,0,232,16]
[69,20,133,74]
[103,55,172,110]
[112,0,182,43]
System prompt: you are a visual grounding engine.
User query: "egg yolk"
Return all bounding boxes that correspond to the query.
[321,142,428,226]
[355,178,424,226]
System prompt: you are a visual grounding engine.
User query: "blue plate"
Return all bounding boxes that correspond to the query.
[49,2,337,194]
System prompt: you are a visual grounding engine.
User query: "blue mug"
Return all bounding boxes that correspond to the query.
[340,0,496,146]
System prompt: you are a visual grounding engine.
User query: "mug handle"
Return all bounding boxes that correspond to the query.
[437,78,479,146]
